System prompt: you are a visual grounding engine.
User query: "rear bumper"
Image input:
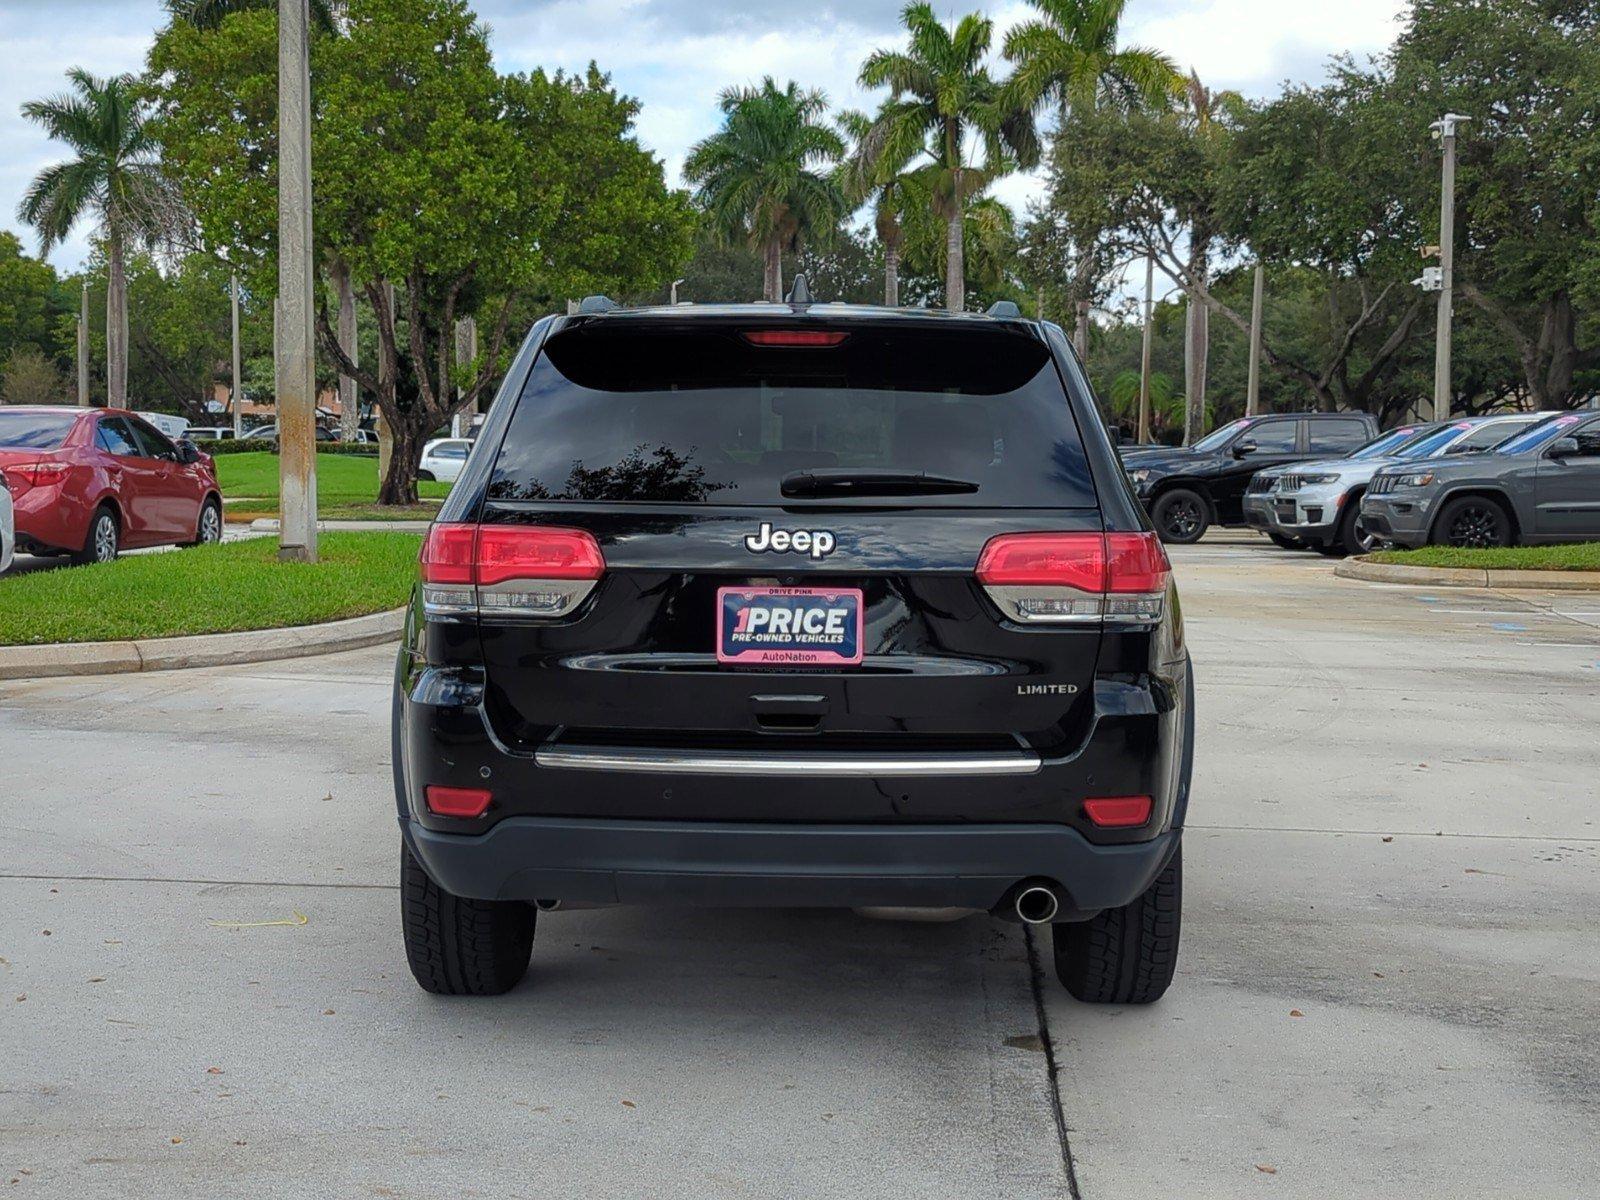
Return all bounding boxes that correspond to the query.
[403,814,1181,913]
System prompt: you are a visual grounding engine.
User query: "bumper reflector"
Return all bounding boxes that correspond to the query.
[424,785,493,819]
[1083,795,1153,828]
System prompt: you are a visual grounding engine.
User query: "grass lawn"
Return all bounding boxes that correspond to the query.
[0,532,421,646]
[1365,543,1600,571]
[214,452,451,508]
[225,502,442,523]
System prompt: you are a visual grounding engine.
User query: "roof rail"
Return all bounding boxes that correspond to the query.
[577,295,619,315]
[785,274,814,305]
[985,300,1022,318]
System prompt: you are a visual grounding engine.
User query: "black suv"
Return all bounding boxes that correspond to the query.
[1122,411,1378,542]
[392,293,1194,1003]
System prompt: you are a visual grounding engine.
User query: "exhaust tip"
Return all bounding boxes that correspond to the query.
[533,898,563,912]
[1014,885,1060,925]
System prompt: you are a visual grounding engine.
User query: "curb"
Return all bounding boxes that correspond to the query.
[247,518,433,533]
[1335,558,1600,591]
[0,608,405,682]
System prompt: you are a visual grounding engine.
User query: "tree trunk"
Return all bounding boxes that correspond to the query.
[884,242,899,308]
[377,418,422,506]
[945,212,964,313]
[336,261,359,440]
[763,239,783,302]
[1075,300,1090,360]
[106,235,129,408]
[1183,289,1209,446]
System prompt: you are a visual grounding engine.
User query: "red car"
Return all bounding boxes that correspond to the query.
[0,406,224,564]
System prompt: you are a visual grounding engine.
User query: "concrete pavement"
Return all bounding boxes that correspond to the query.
[2,533,1596,1197]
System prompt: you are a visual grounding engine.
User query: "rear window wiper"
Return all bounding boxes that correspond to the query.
[780,469,981,498]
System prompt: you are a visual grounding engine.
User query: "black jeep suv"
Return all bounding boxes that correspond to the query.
[1122,411,1378,543]
[392,293,1194,1002]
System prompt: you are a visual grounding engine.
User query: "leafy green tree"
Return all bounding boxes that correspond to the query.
[165,0,338,29]
[1387,0,1599,407]
[17,70,176,409]
[1003,0,1179,352]
[684,78,847,302]
[150,0,689,502]
[0,232,71,368]
[858,3,1039,311]
[837,107,922,306]
[2,347,71,406]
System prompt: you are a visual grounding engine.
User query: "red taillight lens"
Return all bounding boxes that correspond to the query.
[419,523,477,584]
[1104,532,1170,593]
[17,461,72,487]
[976,532,1105,592]
[742,330,849,347]
[419,523,605,620]
[476,526,604,584]
[1083,795,1153,828]
[424,785,492,819]
[976,531,1169,625]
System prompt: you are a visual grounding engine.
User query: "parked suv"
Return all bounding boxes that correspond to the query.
[1362,412,1600,548]
[1122,411,1378,543]
[1243,423,1424,548]
[393,294,1194,1002]
[1266,413,1548,555]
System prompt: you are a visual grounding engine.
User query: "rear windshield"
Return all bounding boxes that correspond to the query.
[0,411,77,449]
[487,321,1096,508]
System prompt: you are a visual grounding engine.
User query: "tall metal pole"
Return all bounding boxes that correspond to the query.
[77,282,90,407]
[230,273,243,437]
[276,0,318,562]
[1137,256,1154,445]
[1431,114,1469,423]
[1246,262,1265,416]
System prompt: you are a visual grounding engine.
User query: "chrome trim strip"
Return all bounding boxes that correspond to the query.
[534,746,1042,777]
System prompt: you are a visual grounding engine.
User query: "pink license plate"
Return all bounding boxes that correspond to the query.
[716,586,865,666]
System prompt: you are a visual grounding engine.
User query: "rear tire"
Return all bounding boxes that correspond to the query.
[401,840,535,995]
[73,505,119,566]
[1151,489,1209,544]
[1433,495,1513,548]
[1052,846,1181,1005]
[191,497,223,546]
[417,470,436,482]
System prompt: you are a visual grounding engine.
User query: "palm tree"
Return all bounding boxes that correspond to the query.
[858,4,1039,312]
[19,70,172,408]
[1003,0,1181,350]
[164,0,338,30]
[836,108,922,307]
[684,79,847,302]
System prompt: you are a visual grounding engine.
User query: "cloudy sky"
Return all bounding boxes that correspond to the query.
[0,0,1408,274]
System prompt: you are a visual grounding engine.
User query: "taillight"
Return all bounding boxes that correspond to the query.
[420,523,604,620]
[976,531,1170,625]
[14,461,72,488]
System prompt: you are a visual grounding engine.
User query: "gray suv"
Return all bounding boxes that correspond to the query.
[1362,412,1600,548]
[1267,413,1548,555]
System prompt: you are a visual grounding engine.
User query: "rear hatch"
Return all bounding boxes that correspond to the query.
[459,314,1112,762]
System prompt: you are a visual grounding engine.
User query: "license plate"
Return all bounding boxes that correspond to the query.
[716,586,864,666]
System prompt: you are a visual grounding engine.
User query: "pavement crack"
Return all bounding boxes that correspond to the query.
[1023,923,1083,1200]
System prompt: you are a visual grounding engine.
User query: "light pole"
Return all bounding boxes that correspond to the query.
[230,273,243,438]
[1430,113,1469,422]
[1246,262,1265,417]
[1138,256,1155,444]
[670,278,685,305]
[77,282,89,407]
[276,0,318,562]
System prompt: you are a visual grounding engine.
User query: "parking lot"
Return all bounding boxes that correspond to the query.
[3,533,1597,1198]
